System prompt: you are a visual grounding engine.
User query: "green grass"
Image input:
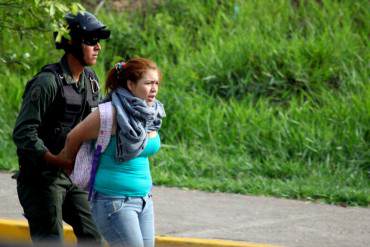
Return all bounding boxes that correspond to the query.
[1,0,369,206]
[151,84,370,206]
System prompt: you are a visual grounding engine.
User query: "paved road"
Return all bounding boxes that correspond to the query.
[0,172,369,247]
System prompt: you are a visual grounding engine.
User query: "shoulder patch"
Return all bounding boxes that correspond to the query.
[30,86,42,102]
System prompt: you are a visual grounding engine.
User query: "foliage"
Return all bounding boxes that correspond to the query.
[0,0,369,206]
[0,0,84,70]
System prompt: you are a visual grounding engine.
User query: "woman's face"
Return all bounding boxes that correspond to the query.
[128,69,160,106]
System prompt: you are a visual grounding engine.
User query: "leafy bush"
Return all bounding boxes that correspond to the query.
[1,0,369,206]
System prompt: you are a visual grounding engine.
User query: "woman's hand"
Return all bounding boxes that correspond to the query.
[58,149,75,174]
[43,150,74,174]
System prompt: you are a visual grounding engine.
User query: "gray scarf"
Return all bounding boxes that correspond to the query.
[111,87,165,162]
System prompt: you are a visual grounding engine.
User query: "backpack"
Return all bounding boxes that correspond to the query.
[70,101,113,200]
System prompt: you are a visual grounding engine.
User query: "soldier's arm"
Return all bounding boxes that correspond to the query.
[12,73,58,159]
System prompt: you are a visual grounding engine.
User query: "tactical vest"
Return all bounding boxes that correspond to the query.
[32,63,100,154]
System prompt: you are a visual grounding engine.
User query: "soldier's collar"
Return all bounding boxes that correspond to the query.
[59,56,86,90]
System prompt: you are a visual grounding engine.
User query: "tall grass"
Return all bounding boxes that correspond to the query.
[0,0,369,206]
[152,84,370,205]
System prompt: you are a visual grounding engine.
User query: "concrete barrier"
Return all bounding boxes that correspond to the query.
[0,219,280,247]
[0,219,77,244]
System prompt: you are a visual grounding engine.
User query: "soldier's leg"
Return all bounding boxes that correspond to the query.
[17,178,64,243]
[62,185,102,246]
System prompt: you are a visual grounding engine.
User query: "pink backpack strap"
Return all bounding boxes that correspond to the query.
[95,101,113,151]
[88,101,113,200]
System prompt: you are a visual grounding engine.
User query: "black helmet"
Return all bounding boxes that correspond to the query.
[55,11,110,65]
[65,11,110,42]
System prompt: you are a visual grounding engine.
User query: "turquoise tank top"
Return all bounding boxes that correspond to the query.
[94,134,160,196]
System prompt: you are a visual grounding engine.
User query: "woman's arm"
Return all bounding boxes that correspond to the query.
[59,109,101,162]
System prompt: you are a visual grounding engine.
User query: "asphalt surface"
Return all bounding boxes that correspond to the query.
[0,172,369,247]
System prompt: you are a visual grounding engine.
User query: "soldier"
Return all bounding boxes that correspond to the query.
[12,11,110,244]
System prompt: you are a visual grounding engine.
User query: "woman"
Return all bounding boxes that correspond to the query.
[59,57,165,247]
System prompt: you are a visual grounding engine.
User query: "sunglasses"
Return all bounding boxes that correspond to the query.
[82,37,100,46]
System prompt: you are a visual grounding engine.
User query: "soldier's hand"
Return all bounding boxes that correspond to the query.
[43,150,74,173]
[58,149,74,174]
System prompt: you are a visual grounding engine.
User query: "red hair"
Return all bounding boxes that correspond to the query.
[105,57,161,93]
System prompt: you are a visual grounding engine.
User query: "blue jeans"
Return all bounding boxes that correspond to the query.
[91,192,154,247]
